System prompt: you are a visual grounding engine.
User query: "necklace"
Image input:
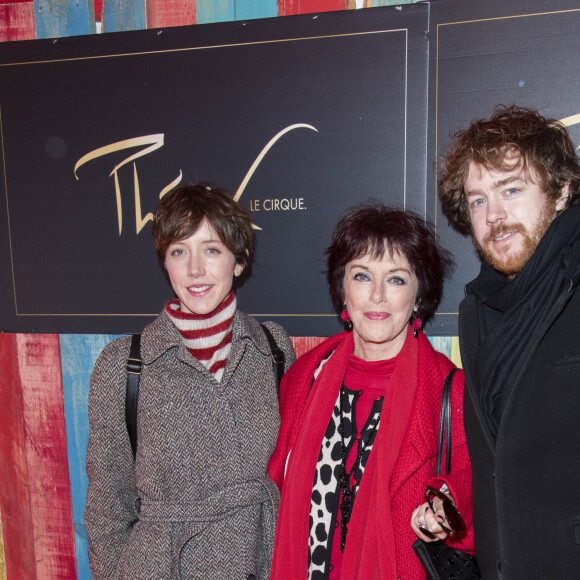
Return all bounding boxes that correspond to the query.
[338,385,382,552]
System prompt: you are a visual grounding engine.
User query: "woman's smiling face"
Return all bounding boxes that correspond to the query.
[165,219,244,316]
[343,250,419,361]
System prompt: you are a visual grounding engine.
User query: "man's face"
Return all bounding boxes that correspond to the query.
[464,160,568,276]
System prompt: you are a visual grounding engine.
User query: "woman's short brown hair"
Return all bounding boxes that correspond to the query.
[325,202,453,325]
[438,105,580,235]
[151,182,254,270]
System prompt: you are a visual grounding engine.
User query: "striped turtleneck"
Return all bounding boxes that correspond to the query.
[166,291,236,382]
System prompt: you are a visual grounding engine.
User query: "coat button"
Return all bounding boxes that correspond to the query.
[247,575,256,580]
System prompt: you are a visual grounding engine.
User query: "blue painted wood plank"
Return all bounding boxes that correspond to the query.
[34,0,95,39]
[195,0,235,24]
[60,334,121,580]
[101,0,146,33]
[235,0,277,20]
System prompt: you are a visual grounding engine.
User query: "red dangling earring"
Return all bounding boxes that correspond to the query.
[412,310,422,338]
[341,304,353,331]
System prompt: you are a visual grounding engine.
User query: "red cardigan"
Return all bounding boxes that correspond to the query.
[269,327,474,579]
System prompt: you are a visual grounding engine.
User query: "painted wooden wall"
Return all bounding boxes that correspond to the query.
[0,1,458,578]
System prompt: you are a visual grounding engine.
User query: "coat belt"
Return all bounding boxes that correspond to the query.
[138,477,279,523]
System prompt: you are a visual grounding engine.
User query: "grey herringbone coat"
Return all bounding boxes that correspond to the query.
[84,308,295,580]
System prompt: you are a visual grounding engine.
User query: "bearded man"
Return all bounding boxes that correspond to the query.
[438,105,580,579]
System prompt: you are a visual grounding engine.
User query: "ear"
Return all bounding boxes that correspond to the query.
[233,249,249,278]
[555,182,571,212]
[234,262,245,278]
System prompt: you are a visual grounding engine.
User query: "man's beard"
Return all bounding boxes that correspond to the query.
[473,200,556,277]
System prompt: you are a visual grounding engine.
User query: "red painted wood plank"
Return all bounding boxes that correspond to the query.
[16,334,76,579]
[94,0,102,21]
[0,334,36,580]
[146,0,195,28]
[0,2,35,41]
[291,336,326,359]
[278,0,346,16]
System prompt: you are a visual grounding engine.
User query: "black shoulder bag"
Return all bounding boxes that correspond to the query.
[124,325,286,459]
[412,368,481,580]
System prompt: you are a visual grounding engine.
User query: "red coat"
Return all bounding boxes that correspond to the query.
[269,327,474,579]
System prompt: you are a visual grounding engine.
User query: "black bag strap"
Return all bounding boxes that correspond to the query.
[435,368,457,477]
[125,327,285,459]
[125,333,142,459]
[261,323,286,392]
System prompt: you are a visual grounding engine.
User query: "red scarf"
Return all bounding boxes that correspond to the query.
[270,326,446,579]
[165,291,236,381]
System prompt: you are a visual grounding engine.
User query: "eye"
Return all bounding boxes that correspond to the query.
[206,247,221,255]
[506,187,518,196]
[469,197,485,208]
[388,276,406,286]
[353,272,371,282]
[168,247,184,256]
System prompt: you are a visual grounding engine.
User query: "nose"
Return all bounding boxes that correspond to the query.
[486,195,507,225]
[187,252,205,277]
[370,281,386,304]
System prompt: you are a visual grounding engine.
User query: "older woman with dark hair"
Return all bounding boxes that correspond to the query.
[85,182,295,580]
[269,203,474,579]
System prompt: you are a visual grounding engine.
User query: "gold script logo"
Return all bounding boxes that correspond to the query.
[74,123,318,235]
[559,113,580,152]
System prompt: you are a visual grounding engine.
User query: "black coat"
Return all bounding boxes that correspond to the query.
[459,275,580,579]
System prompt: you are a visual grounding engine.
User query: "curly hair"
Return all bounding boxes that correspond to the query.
[438,105,580,235]
[151,182,254,271]
[325,202,454,325]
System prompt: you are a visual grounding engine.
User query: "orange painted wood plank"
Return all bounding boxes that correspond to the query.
[0,334,36,580]
[16,334,76,579]
[291,336,326,359]
[0,3,35,41]
[146,0,195,28]
[278,0,346,16]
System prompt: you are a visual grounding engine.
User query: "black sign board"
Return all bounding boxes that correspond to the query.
[0,5,429,334]
[429,0,580,334]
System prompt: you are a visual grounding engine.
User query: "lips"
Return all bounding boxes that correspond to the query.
[493,231,516,243]
[364,311,390,321]
[187,284,212,296]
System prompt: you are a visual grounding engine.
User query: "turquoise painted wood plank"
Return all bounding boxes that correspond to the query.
[195,0,234,24]
[428,335,452,361]
[372,0,417,6]
[60,334,121,580]
[235,0,277,20]
[101,0,146,32]
[34,0,95,39]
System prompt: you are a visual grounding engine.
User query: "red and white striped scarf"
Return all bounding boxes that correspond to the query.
[165,291,236,382]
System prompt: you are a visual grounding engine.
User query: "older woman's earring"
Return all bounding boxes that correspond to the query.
[341,305,353,331]
[412,311,422,338]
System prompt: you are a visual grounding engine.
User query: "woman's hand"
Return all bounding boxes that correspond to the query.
[410,496,452,542]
